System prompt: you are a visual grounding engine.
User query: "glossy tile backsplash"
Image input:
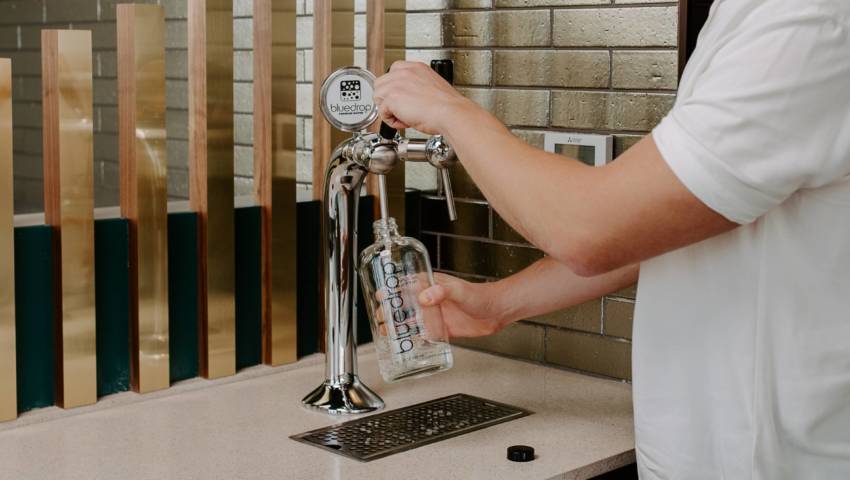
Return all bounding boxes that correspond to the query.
[407,0,679,381]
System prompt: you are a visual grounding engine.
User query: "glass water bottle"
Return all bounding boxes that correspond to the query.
[359,218,453,382]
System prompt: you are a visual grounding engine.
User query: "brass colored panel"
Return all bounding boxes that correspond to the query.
[0,58,16,422]
[42,30,97,409]
[189,0,236,379]
[312,0,354,199]
[118,5,170,393]
[366,0,405,231]
[254,0,298,366]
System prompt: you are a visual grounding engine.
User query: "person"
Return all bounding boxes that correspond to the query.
[373,0,850,478]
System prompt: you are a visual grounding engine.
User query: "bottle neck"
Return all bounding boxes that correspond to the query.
[373,218,400,242]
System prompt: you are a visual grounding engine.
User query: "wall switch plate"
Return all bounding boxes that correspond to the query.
[544,132,613,167]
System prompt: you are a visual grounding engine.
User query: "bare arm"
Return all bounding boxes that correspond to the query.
[421,258,638,338]
[375,62,737,277]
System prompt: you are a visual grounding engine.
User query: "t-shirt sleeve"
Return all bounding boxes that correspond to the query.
[653,8,850,224]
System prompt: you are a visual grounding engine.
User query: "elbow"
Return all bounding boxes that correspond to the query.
[548,236,615,278]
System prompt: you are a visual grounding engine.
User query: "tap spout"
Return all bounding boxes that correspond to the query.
[301,139,385,415]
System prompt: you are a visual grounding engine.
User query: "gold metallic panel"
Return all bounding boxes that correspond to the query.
[254,0,298,366]
[366,0,406,231]
[312,0,354,199]
[189,0,236,379]
[118,5,170,393]
[42,30,97,409]
[0,58,16,422]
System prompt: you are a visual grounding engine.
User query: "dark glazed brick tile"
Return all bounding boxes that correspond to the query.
[420,233,439,268]
[440,236,543,278]
[421,198,490,238]
[603,298,634,339]
[614,135,643,159]
[492,213,530,245]
[529,299,602,334]
[453,322,545,362]
[545,329,632,381]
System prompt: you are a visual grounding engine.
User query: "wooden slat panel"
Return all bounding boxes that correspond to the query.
[254,0,298,366]
[118,4,170,394]
[42,30,97,409]
[188,0,236,379]
[366,0,406,232]
[312,0,354,199]
[0,58,15,421]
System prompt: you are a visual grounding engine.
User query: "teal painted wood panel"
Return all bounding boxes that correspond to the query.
[14,225,54,413]
[94,218,131,397]
[235,206,262,370]
[168,212,199,383]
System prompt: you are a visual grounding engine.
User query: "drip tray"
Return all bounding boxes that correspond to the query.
[291,393,532,462]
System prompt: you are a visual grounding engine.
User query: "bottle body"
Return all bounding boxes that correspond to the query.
[359,218,453,382]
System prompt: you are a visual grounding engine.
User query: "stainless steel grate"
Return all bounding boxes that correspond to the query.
[291,393,532,462]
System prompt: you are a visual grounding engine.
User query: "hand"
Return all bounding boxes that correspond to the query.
[418,273,512,338]
[374,61,475,135]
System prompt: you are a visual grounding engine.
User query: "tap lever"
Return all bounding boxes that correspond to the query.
[379,122,397,141]
[440,168,458,222]
[430,59,454,85]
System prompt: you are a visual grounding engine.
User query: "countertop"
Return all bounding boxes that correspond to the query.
[0,347,635,480]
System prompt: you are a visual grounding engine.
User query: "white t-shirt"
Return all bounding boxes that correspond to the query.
[637,0,850,478]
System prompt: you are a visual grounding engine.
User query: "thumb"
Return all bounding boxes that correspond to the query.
[419,282,463,307]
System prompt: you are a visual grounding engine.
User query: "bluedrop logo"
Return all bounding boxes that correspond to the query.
[340,80,361,102]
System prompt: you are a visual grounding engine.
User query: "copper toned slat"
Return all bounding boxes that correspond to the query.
[0,58,16,421]
[254,0,298,366]
[42,30,97,409]
[366,0,406,231]
[118,4,170,393]
[188,0,236,379]
[312,0,354,199]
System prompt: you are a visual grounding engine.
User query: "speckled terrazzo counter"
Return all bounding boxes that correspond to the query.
[0,347,634,480]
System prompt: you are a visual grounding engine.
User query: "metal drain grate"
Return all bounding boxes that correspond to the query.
[291,393,532,462]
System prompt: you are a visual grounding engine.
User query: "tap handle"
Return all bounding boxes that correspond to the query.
[430,59,454,85]
[440,168,458,222]
[379,121,397,141]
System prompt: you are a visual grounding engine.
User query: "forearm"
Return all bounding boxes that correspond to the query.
[438,103,601,272]
[490,256,639,326]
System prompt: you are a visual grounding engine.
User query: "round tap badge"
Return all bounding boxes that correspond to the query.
[320,67,379,133]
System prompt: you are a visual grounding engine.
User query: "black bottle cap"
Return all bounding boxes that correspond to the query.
[430,59,454,86]
[507,445,535,462]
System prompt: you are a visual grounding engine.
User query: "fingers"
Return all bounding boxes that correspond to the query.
[419,280,465,307]
[377,103,409,130]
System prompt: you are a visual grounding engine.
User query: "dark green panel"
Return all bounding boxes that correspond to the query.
[168,212,199,383]
[94,218,131,397]
[355,196,374,346]
[234,206,261,370]
[14,225,54,413]
[295,197,375,355]
[296,201,321,358]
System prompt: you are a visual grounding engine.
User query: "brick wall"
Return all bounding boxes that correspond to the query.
[407,1,679,381]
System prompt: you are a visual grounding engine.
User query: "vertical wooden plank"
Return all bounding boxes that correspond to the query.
[312,0,354,199]
[254,0,298,366]
[118,4,170,393]
[366,0,406,231]
[0,58,16,421]
[189,0,236,379]
[42,30,97,409]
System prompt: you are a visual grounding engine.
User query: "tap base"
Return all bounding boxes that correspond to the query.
[301,376,385,415]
